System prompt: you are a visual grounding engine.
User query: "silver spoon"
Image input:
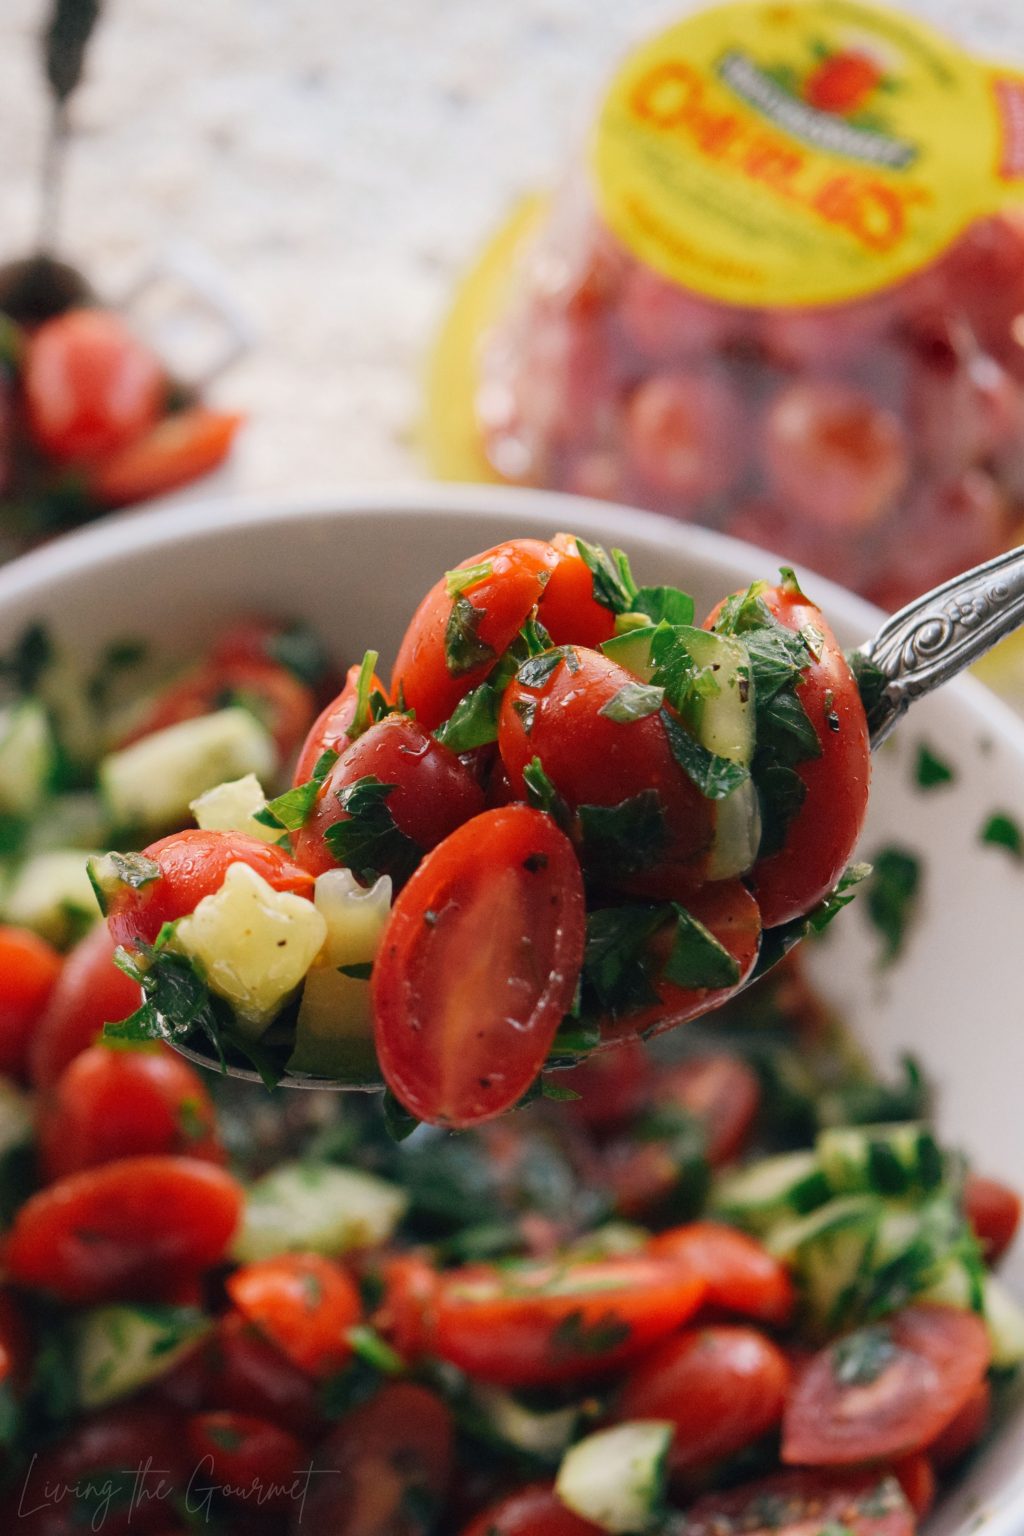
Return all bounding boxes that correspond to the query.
[173,543,1024,1093]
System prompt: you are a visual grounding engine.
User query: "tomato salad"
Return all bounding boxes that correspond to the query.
[85,533,873,1129]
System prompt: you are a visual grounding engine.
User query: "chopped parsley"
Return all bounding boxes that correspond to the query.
[517,647,577,691]
[522,758,570,828]
[444,596,495,677]
[581,905,668,1016]
[659,707,749,801]
[578,789,668,878]
[323,775,422,885]
[831,1325,897,1387]
[257,748,339,833]
[598,681,665,724]
[980,811,1024,861]
[847,649,888,728]
[865,846,922,964]
[550,1309,631,1358]
[346,649,381,740]
[663,904,742,990]
[631,584,694,626]
[445,560,493,598]
[0,622,53,694]
[434,683,500,753]
[575,539,639,615]
[914,743,955,790]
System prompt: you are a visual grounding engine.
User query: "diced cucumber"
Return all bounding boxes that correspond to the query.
[673,628,755,766]
[190,773,278,842]
[3,849,101,947]
[233,1161,407,1264]
[73,1304,211,1410]
[555,1420,672,1534]
[99,707,276,833]
[768,1196,881,1331]
[472,1385,580,1462]
[289,870,392,1081]
[713,1151,830,1233]
[982,1274,1024,1368]
[817,1123,944,1198]
[0,1077,33,1159]
[0,701,54,816]
[602,626,659,682]
[170,862,327,1038]
[706,778,761,881]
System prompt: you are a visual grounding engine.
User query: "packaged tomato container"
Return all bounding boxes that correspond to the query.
[473,0,1024,609]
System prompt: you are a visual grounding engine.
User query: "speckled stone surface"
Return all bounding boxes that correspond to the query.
[0,0,1021,494]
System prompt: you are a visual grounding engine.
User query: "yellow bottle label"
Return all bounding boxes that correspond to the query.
[591,0,1024,309]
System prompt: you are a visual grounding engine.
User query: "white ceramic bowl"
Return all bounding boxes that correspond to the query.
[1,485,1021,1533]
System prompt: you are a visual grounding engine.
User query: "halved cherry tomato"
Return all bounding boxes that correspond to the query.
[28,922,142,1090]
[964,1173,1021,1263]
[782,1304,991,1466]
[499,645,716,895]
[891,1454,935,1519]
[298,1382,454,1536]
[5,1155,243,1303]
[679,1469,914,1536]
[706,579,871,927]
[928,1378,991,1469]
[293,661,387,786]
[461,1484,604,1536]
[597,883,762,1046]
[385,1251,706,1387]
[226,1254,361,1379]
[87,406,242,507]
[0,925,62,1080]
[37,1043,222,1182]
[293,715,485,880]
[24,307,164,463]
[105,829,314,949]
[649,1223,795,1326]
[538,533,617,648]
[373,805,585,1127]
[156,1311,324,1439]
[619,1324,791,1469]
[391,539,559,730]
[656,1053,762,1166]
[561,1038,654,1133]
[185,1411,305,1509]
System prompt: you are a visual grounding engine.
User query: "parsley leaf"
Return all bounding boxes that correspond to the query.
[847,649,888,726]
[981,811,1024,860]
[915,743,954,790]
[382,1088,421,1142]
[756,764,807,859]
[257,779,320,833]
[574,539,639,615]
[660,707,749,800]
[582,904,668,1016]
[517,647,578,690]
[663,904,741,989]
[866,846,922,964]
[632,585,694,626]
[550,1309,631,1358]
[808,862,872,934]
[522,757,570,828]
[346,649,381,741]
[541,1081,582,1102]
[107,851,160,890]
[444,596,495,678]
[434,683,500,752]
[445,560,494,598]
[758,690,822,767]
[324,775,421,885]
[578,789,668,878]
[0,622,53,693]
[598,681,665,723]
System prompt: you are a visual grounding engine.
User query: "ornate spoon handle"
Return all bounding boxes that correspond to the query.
[857,544,1024,747]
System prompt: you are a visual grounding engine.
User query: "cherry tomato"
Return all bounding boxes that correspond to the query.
[499,645,716,895]
[293,715,485,879]
[297,1382,454,1536]
[29,922,142,1090]
[707,578,871,928]
[5,1155,243,1304]
[804,50,882,113]
[185,1411,305,1509]
[624,368,746,503]
[560,1038,654,1133]
[656,1053,761,1166]
[461,1484,604,1536]
[782,1304,991,1466]
[391,539,559,730]
[537,533,617,648]
[679,1469,915,1536]
[386,1252,706,1387]
[157,1311,324,1439]
[928,1378,991,1469]
[24,308,164,463]
[649,1223,794,1326]
[0,925,62,1080]
[964,1173,1021,1263]
[293,661,386,786]
[865,469,1010,613]
[105,829,314,950]
[226,1254,361,1379]
[597,883,762,1046]
[373,805,584,1128]
[619,1324,790,1469]
[87,407,242,507]
[618,265,737,361]
[36,1043,222,1182]
[891,1454,935,1519]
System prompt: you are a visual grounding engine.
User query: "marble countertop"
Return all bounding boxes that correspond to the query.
[0,0,1021,496]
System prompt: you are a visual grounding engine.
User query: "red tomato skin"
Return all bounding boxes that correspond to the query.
[782,1304,991,1466]
[24,308,164,462]
[561,1038,654,1133]
[597,883,762,1046]
[116,656,314,765]
[4,1155,243,1304]
[964,1173,1021,1263]
[539,533,617,648]
[461,1484,604,1536]
[391,539,560,730]
[373,805,585,1128]
[378,1252,442,1360]
[498,645,716,893]
[106,830,314,949]
[679,1468,915,1536]
[706,583,871,927]
[185,1411,305,1508]
[37,1043,222,1182]
[891,1454,935,1519]
[619,1325,791,1469]
[928,1378,992,1469]
[226,1254,361,1379]
[29,923,142,1090]
[293,662,386,786]
[297,1381,454,1536]
[0,925,62,1080]
[293,715,486,878]
[656,1053,762,1166]
[156,1311,325,1439]
[649,1223,795,1326]
[87,407,242,507]
[395,1253,707,1388]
